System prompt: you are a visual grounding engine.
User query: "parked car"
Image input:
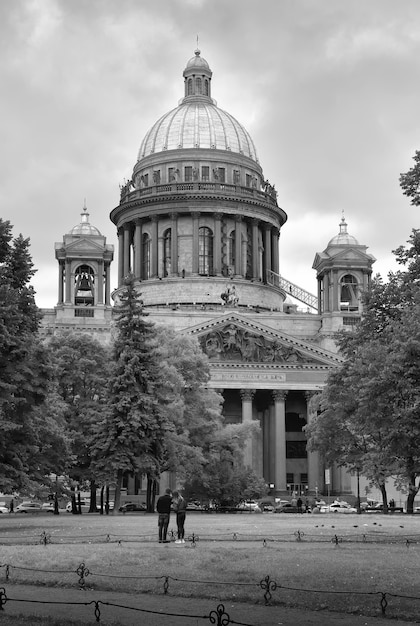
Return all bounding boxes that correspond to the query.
[15,502,43,513]
[0,505,10,514]
[274,502,299,513]
[41,502,56,512]
[259,500,275,512]
[236,501,260,511]
[320,501,357,514]
[119,502,147,513]
[186,501,203,511]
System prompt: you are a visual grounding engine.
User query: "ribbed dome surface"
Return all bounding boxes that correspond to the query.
[70,223,101,236]
[328,232,359,246]
[138,102,259,162]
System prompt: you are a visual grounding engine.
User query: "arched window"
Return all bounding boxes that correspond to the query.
[340,274,359,311]
[204,79,209,96]
[74,265,94,306]
[142,233,151,279]
[196,77,202,94]
[187,78,193,95]
[163,229,171,277]
[199,227,213,276]
[228,230,235,269]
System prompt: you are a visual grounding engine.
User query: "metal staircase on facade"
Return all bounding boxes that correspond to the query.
[266,270,318,311]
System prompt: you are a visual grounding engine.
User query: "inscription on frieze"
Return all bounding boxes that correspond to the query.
[211,372,286,382]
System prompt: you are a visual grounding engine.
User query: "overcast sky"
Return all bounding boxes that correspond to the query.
[1,0,420,308]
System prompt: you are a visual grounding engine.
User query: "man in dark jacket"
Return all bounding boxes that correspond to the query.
[156,488,172,543]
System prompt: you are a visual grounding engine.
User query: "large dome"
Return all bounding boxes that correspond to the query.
[138,103,258,162]
[137,49,259,163]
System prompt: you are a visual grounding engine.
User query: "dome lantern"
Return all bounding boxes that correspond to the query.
[182,48,213,101]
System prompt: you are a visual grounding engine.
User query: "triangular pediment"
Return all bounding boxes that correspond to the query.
[184,313,342,367]
[328,248,374,262]
[64,238,105,254]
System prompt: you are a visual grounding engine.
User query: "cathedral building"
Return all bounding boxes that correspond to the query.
[40,50,376,498]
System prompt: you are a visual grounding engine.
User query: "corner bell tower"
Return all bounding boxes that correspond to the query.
[312,216,376,346]
[53,205,114,330]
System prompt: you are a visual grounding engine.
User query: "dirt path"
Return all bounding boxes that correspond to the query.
[1,583,416,625]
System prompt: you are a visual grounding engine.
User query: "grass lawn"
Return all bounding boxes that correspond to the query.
[1,510,420,622]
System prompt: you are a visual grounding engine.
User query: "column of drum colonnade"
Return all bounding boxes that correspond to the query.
[117,214,280,286]
[239,388,322,495]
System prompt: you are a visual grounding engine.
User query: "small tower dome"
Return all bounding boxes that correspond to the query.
[69,204,102,237]
[328,216,359,247]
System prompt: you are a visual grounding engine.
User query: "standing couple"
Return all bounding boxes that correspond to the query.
[156,488,187,544]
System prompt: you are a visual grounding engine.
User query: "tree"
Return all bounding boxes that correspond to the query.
[399,150,420,207]
[308,220,420,512]
[306,343,399,511]
[92,274,163,513]
[45,332,112,512]
[0,220,52,492]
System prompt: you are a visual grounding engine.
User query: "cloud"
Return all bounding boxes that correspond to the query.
[1,0,420,308]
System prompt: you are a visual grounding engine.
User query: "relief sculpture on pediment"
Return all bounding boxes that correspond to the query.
[199,324,311,363]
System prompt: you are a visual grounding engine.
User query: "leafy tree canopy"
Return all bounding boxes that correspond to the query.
[0,219,50,492]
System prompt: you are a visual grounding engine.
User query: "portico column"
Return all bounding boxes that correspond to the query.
[134,219,142,279]
[271,228,279,275]
[252,219,259,280]
[192,212,200,275]
[171,213,178,276]
[123,224,131,278]
[213,214,222,275]
[151,216,158,278]
[234,215,242,277]
[118,228,124,286]
[305,391,322,495]
[263,224,272,282]
[240,389,256,468]
[273,390,287,492]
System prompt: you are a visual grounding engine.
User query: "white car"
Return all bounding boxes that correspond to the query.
[320,501,357,514]
[236,501,260,511]
[41,502,56,512]
[15,502,43,513]
[0,505,9,514]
